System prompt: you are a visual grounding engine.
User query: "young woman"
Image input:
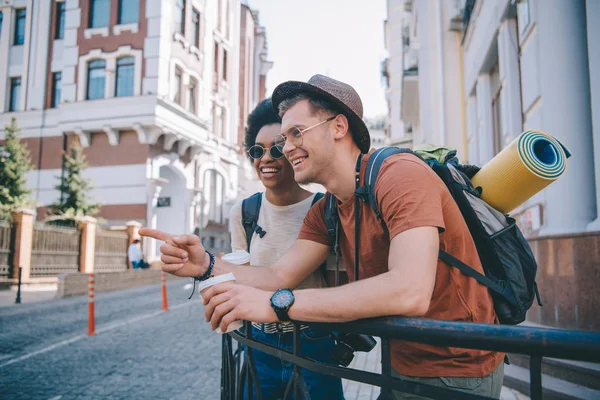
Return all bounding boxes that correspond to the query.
[228,98,344,400]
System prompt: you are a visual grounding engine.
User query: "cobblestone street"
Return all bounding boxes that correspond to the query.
[0,280,222,399]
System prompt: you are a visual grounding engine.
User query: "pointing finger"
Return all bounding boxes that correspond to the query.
[139,228,172,243]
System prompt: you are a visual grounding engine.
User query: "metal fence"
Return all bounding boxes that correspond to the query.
[221,318,600,400]
[30,224,81,277]
[94,230,129,272]
[0,223,14,278]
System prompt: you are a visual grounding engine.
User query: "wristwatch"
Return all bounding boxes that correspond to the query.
[270,289,295,322]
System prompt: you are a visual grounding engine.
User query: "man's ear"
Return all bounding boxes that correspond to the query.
[331,115,350,140]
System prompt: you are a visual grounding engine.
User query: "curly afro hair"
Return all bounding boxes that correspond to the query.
[244,98,282,160]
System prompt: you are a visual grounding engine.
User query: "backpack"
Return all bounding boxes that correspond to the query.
[323,146,542,325]
[241,192,325,252]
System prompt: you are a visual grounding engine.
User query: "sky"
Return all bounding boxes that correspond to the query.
[247,0,388,119]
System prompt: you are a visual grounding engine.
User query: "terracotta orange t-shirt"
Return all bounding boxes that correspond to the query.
[298,151,504,378]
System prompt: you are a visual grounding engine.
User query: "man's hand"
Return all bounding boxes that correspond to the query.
[202,283,278,333]
[138,228,209,277]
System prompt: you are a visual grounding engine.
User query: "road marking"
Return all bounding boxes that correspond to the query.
[0,301,196,369]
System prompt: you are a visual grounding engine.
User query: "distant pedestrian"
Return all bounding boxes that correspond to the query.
[128,239,148,269]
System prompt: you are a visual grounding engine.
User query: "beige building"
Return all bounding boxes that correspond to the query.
[0,0,272,259]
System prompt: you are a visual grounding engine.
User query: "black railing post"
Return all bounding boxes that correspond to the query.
[293,324,301,399]
[15,265,22,304]
[246,322,253,400]
[378,338,395,399]
[530,356,542,400]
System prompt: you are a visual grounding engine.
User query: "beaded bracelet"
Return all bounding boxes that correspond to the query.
[195,250,215,282]
[188,250,215,299]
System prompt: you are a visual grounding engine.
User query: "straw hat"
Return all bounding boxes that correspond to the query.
[272,74,371,153]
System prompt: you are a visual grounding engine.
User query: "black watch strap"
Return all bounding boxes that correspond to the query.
[273,308,291,322]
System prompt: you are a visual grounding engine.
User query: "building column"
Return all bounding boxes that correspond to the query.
[61,0,81,103]
[587,0,600,231]
[536,0,594,235]
[0,6,14,112]
[497,18,523,144]
[475,74,494,164]
[78,217,96,273]
[26,0,52,110]
[11,209,34,281]
[145,178,165,262]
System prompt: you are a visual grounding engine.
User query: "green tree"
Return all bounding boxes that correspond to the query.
[47,145,100,223]
[0,118,33,222]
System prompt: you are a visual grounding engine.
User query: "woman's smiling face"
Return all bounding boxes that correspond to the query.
[252,123,296,189]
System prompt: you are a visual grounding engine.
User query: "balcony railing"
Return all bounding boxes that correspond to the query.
[221,317,600,400]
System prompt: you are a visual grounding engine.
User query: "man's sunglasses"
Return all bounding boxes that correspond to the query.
[247,144,285,160]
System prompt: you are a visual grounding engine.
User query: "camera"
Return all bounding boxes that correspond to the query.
[331,332,377,367]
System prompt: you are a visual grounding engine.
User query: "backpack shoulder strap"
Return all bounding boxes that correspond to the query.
[312,192,325,206]
[363,147,417,222]
[241,192,265,251]
[323,193,339,253]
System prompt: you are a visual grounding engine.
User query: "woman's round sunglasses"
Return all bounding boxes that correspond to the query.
[247,144,285,160]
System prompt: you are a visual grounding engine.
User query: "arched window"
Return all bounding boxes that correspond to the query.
[115,56,135,97]
[87,60,106,100]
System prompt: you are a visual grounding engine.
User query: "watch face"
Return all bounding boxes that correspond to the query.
[273,289,294,308]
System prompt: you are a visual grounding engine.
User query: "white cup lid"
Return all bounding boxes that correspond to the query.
[221,250,251,265]
[197,272,236,294]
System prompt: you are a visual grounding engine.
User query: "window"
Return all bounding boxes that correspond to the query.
[51,72,62,108]
[89,0,110,28]
[209,237,215,248]
[14,9,26,45]
[214,42,219,73]
[192,9,200,48]
[118,0,139,24]
[87,60,106,100]
[175,0,185,34]
[222,49,228,81]
[55,2,66,39]
[9,78,21,112]
[1,12,4,41]
[188,79,197,113]
[115,57,135,97]
[174,68,182,104]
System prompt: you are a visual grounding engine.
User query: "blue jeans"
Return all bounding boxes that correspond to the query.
[244,326,344,400]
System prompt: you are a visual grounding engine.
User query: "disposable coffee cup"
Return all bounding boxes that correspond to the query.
[221,250,251,265]
[197,272,244,334]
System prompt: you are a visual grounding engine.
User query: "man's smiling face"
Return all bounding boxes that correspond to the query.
[280,100,336,185]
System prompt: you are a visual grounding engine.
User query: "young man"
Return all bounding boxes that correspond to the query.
[140,75,504,399]
[128,239,148,269]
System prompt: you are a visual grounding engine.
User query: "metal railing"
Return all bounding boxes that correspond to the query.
[221,318,600,400]
[0,223,14,278]
[94,230,129,273]
[30,224,81,277]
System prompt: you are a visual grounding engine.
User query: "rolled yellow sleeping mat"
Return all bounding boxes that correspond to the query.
[470,130,571,214]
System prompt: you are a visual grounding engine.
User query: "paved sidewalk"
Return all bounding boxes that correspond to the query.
[0,285,57,307]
